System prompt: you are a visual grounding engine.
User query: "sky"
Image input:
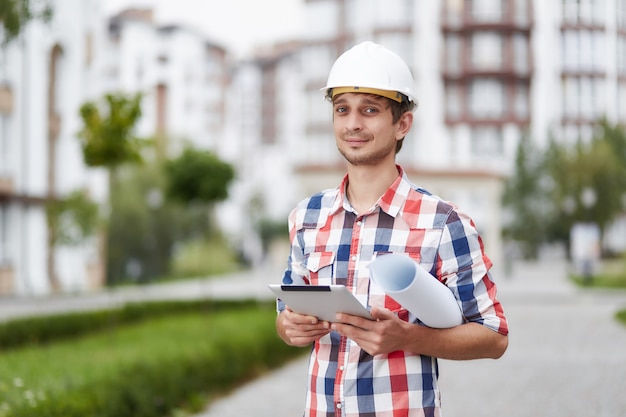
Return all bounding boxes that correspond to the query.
[101,0,304,57]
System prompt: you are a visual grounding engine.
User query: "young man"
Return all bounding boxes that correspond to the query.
[275,41,508,417]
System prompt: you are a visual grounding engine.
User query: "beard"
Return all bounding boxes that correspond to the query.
[337,131,397,166]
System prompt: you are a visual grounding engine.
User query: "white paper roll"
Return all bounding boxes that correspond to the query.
[369,254,463,328]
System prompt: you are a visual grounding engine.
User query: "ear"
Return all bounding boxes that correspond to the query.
[395,111,413,140]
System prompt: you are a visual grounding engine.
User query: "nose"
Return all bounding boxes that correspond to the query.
[344,112,364,131]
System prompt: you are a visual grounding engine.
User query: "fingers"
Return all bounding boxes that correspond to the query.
[279,307,331,347]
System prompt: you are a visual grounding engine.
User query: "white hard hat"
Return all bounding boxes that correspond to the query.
[322,41,417,106]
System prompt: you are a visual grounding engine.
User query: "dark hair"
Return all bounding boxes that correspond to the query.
[389,97,416,154]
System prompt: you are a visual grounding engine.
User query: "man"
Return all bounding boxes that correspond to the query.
[275,41,508,417]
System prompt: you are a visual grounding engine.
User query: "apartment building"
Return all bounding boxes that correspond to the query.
[223,0,626,270]
[105,8,229,152]
[0,0,107,295]
[0,2,230,295]
[2,0,625,294]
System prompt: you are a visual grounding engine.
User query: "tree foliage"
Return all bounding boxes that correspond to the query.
[502,135,551,258]
[77,93,144,169]
[46,189,100,246]
[504,120,626,258]
[165,148,234,204]
[0,0,52,45]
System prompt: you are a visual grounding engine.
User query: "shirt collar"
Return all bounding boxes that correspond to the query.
[333,165,411,218]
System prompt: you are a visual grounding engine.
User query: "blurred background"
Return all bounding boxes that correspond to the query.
[1,0,626,296]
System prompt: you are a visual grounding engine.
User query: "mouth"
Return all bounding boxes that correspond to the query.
[344,138,368,148]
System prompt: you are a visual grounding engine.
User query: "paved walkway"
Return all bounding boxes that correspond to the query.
[194,261,626,417]
[2,261,626,417]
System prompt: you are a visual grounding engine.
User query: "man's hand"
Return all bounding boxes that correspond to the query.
[331,306,410,356]
[332,306,508,360]
[276,307,331,347]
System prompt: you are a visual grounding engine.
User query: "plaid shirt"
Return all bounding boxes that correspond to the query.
[279,166,508,417]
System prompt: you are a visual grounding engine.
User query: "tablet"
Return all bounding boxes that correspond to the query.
[268,284,373,322]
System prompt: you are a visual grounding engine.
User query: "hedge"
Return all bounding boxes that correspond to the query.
[0,301,304,417]
[0,298,262,350]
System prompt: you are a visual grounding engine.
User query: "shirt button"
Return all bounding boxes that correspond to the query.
[351,255,357,261]
[336,403,342,409]
[356,220,362,226]
[339,365,344,371]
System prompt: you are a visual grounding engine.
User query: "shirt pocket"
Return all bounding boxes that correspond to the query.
[303,251,335,285]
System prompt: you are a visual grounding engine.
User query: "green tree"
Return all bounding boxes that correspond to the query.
[0,0,52,45]
[502,135,551,258]
[504,120,626,258]
[544,121,626,251]
[46,189,100,246]
[165,147,235,204]
[78,93,144,170]
[77,92,145,284]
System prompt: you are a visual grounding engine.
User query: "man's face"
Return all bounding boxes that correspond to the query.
[332,93,409,166]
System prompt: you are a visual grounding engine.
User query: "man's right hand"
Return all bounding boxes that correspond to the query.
[276,307,331,347]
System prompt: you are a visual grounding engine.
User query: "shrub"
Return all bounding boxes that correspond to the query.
[0,304,303,417]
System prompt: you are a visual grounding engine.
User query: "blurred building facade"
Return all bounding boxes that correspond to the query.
[0,0,109,295]
[1,0,625,295]
[220,0,626,270]
[0,1,230,295]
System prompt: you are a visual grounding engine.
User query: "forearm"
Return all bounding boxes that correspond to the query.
[404,321,508,360]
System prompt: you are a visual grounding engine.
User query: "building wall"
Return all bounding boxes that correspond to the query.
[0,0,108,295]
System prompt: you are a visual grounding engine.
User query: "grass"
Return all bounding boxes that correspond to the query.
[0,306,301,417]
[570,258,626,289]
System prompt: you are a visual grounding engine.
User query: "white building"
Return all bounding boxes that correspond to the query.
[0,0,108,295]
[104,8,228,152]
[222,0,626,270]
[2,0,625,295]
[0,2,230,295]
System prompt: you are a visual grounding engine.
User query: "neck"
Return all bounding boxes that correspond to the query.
[346,163,399,214]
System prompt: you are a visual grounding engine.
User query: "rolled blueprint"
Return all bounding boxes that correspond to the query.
[369,254,463,328]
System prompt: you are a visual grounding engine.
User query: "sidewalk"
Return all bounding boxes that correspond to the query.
[196,260,626,417]
[2,261,626,417]
[0,265,281,322]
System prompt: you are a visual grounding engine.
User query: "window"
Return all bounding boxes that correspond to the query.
[618,35,626,75]
[445,34,461,74]
[471,32,503,71]
[561,76,605,118]
[514,0,530,25]
[469,79,504,118]
[374,0,413,27]
[444,0,465,27]
[619,0,626,29]
[562,29,606,72]
[471,0,505,22]
[471,126,503,156]
[617,81,626,120]
[305,0,340,39]
[514,82,529,119]
[307,89,330,125]
[513,34,529,73]
[0,206,8,265]
[562,0,606,25]
[446,83,462,119]
[0,114,10,176]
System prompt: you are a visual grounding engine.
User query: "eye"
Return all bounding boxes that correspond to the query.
[335,106,347,114]
[364,107,378,114]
